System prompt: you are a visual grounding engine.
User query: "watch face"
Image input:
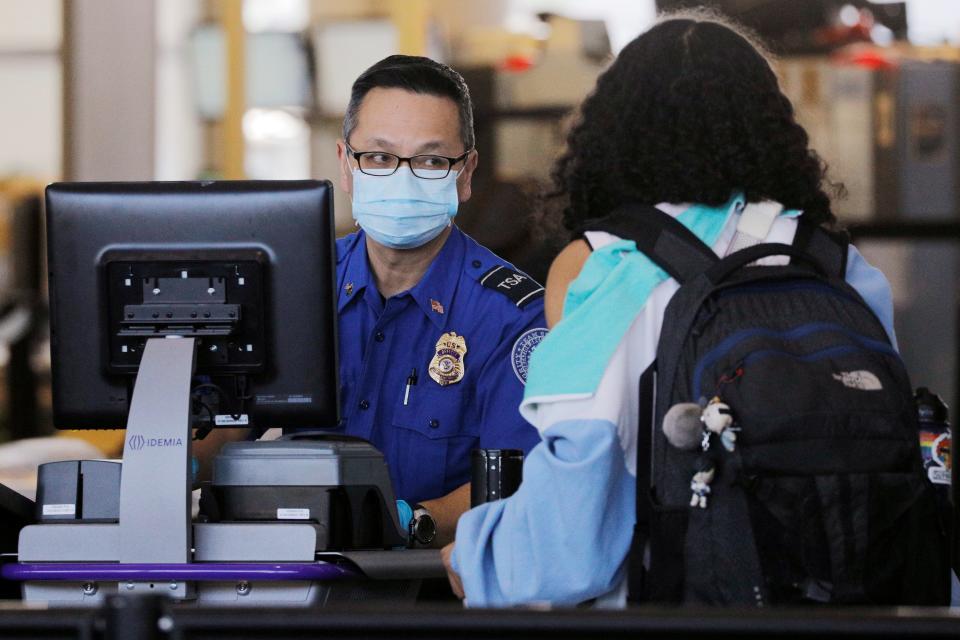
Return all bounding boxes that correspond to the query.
[413,514,437,545]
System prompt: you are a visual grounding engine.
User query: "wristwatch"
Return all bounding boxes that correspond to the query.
[408,504,437,547]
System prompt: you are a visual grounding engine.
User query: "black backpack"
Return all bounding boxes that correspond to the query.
[586,203,950,606]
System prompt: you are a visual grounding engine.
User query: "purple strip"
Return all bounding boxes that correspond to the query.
[1,562,356,582]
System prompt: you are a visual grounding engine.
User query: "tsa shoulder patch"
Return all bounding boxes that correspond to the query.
[511,327,548,384]
[479,265,544,309]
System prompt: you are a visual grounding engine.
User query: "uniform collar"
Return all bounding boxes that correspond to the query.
[337,226,464,329]
[338,230,377,314]
[406,225,464,329]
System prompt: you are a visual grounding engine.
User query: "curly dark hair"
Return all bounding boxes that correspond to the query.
[547,12,838,235]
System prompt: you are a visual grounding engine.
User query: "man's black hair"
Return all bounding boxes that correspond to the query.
[342,55,475,151]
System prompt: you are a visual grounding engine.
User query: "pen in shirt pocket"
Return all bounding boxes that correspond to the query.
[403,368,418,405]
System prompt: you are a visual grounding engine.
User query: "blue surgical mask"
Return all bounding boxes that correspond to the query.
[351,167,460,249]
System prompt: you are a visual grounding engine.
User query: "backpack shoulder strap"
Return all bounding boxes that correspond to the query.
[791,220,850,278]
[579,203,719,284]
[627,363,656,604]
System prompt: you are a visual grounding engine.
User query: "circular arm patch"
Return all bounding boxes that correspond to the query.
[511,328,548,384]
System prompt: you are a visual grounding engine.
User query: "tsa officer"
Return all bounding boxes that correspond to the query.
[332,55,547,546]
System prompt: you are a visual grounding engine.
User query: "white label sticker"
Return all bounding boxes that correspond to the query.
[928,467,951,485]
[215,414,250,426]
[277,508,310,520]
[256,394,313,405]
[832,370,883,391]
[43,503,76,516]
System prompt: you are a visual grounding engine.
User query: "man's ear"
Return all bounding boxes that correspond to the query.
[336,140,353,195]
[456,149,479,203]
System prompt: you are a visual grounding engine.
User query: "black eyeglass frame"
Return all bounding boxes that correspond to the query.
[345,143,471,179]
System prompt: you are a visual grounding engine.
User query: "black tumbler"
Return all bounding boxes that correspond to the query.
[471,449,523,507]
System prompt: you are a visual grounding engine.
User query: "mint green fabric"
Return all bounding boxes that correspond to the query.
[524,194,747,400]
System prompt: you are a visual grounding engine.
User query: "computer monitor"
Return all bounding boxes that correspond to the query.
[45,180,339,432]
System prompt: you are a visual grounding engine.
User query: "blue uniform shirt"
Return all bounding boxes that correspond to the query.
[331,226,546,504]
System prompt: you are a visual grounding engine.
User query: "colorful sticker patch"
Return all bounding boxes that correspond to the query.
[920,429,951,485]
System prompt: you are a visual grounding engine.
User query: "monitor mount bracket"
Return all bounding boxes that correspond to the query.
[118,336,196,565]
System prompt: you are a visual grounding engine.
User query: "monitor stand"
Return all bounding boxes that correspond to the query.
[11,337,204,602]
[118,336,196,565]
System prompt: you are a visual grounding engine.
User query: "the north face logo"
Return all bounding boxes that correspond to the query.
[833,370,883,391]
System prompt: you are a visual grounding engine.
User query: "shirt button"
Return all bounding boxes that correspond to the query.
[472,260,481,268]
[359,399,370,410]
[374,331,385,342]
[428,419,439,429]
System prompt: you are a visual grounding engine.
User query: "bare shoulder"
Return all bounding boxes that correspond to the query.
[544,239,591,328]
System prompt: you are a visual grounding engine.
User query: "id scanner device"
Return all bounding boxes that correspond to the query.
[3,181,439,607]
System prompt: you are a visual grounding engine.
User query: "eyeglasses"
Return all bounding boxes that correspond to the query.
[345,143,470,179]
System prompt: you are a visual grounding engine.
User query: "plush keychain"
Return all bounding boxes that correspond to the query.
[662,396,739,452]
[701,396,738,453]
[689,456,715,508]
[662,396,741,509]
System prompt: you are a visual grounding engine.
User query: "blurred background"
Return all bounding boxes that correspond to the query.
[0,0,959,463]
